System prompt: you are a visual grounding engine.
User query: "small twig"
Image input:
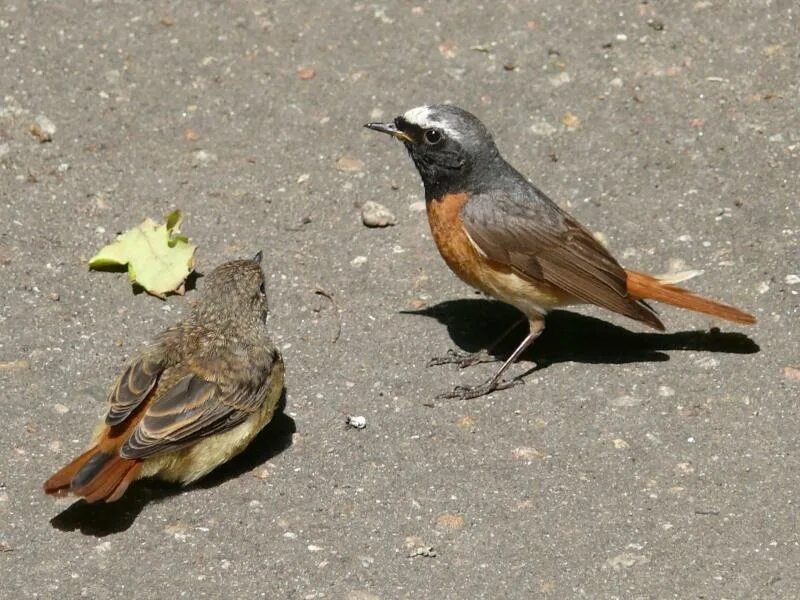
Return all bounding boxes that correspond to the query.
[314,286,341,344]
[694,509,720,516]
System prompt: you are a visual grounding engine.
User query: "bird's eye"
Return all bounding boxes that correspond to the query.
[259,282,266,295]
[424,129,443,145]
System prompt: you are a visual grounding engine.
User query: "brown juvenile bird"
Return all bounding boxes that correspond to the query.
[43,254,284,502]
[366,105,755,400]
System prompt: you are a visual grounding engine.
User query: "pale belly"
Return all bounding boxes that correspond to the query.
[139,361,285,484]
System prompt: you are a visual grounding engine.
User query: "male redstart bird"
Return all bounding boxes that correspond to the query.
[43,254,284,502]
[366,105,755,400]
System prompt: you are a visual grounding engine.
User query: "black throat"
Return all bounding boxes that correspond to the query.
[416,150,511,202]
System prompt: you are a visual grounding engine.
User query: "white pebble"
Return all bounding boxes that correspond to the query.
[346,415,367,429]
[361,200,396,227]
[35,114,56,136]
[657,385,675,397]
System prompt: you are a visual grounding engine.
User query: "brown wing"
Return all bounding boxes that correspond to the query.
[106,356,164,426]
[461,190,663,329]
[120,370,274,460]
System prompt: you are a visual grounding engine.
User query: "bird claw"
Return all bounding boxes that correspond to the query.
[427,348,498,369]
[435,376,524,401]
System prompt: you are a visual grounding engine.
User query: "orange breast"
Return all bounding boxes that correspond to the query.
[426,193,574,317]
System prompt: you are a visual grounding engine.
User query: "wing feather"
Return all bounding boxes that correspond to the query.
[460,189,663,328]
[105,357,163,426]
[120,372,271,460]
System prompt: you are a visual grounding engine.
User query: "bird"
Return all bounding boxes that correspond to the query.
[366,105,755,400]
[43,253,284,502]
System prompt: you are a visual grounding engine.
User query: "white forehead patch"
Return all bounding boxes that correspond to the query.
[402,105,462,140]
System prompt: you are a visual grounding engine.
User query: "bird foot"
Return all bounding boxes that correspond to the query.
[427,348,498,369]
[435,376,524,401]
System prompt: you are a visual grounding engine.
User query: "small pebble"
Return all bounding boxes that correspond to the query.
[561,112,581,130]
[606,552,649,571]
[512,446,543,460]
[645,432,662,445]
[31,114,56,142]
[785,274,800,285]
[361,201,396,227]
[549,72,570,87]
[351,255,367,267]
[408,201,426,212]
[191,150,217,167]
[251,467,269,480]
[336,156,364,172]
[695,356,719,370]
[297,67,316,80]
[435,512,465,530]
[346,415,367,429]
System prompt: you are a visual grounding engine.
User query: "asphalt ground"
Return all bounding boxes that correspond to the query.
[1,1,798,598]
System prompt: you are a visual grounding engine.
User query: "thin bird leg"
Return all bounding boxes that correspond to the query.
[437,318,545,401]
[427,316,527,368]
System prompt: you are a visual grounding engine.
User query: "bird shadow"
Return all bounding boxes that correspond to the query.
[403,298,759,369]
[49,389,295,537]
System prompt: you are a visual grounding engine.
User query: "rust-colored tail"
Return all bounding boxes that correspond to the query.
[626,270,756,325]
[43,447,141,503]
[43,446,99,496]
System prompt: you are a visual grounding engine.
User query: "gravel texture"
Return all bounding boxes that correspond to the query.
[1,1,798,598]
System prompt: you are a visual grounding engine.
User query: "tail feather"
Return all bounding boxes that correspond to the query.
[626,269,756,325]
[71,451,114,490]
[44,447,141,503]
[43,446,100,496]
[72,455,142,504]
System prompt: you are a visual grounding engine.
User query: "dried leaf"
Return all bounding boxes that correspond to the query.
[89,210,196,298]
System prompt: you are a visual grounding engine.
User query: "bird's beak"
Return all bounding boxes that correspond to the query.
[364,121,413,143]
